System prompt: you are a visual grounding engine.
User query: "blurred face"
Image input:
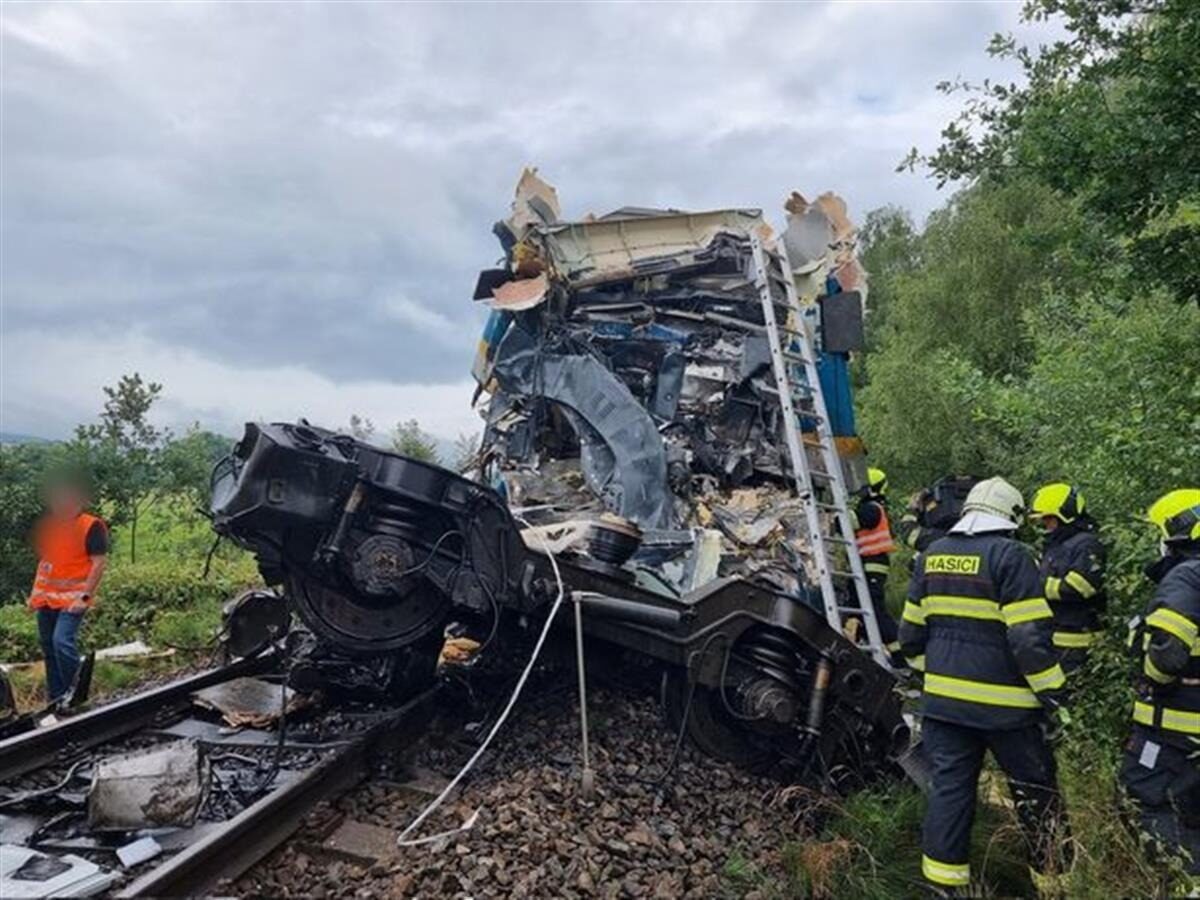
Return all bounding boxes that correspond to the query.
[1042,515,1060,532]
[46,483,85,519]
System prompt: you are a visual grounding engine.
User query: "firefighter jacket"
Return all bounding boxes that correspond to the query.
[900,531,1066,730]
[854,498,897,576]
[1039,519,1107,651]
[1131,555,1200,747]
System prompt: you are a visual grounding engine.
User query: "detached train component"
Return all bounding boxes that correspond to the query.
[212,422,907,776]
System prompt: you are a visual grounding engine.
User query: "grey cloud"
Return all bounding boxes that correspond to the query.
[2,1,1056,437]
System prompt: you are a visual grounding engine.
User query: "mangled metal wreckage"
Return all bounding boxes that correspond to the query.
[211,170,907,779]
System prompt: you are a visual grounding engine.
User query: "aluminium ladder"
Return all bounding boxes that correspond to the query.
[748,234,891,670]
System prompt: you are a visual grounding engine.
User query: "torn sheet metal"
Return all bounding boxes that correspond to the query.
[532,208,768,287]
[87,740,208,831]
[489,272,550,311]
[192,676,300,728]
[473,170,870,598]
[782,190,866,297]
[505,166,561,235]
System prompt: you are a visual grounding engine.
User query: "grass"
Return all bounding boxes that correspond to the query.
[740,737,1183,900]
[5,653,201,712]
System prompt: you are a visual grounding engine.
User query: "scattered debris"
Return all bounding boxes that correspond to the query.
[87,740,208,830]
[115,836,162,869]
[0,845,117,898]
[319,819,401,866]
[192,677,300,728]
[93,641,160,661]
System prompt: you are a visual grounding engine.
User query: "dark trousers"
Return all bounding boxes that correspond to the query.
[1058,647,1089,678]
[922,717,1069,887]
[36,609,84,702]
[865,572,899,646]
[1120,725,1200,876]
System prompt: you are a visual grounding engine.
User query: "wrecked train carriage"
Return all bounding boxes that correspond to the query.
[211,422,907,774]
[472,178,869,598]
[208,173,905,776]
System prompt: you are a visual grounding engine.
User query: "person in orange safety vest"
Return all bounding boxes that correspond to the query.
[853,467,901,663]
[27,474,108,702]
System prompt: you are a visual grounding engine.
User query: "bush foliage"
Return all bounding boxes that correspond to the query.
[0,554,258,663]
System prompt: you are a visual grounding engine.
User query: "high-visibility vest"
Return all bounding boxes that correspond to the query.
[856,504,898,557]
[30,513,103,610]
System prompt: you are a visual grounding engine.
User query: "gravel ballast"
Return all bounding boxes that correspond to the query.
[233,682,804,899]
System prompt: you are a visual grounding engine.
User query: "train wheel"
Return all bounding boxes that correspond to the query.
[660,667,778,772]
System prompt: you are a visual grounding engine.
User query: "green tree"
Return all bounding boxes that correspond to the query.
[858,205,920,353]
[390,419,440,464]
[72,373,168,563]
[913,0,1200,301]
[159,426,232,508]
[451,431,480,473]
[0,442,70,603]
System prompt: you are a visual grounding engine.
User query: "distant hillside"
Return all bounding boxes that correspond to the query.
[0,432,52,445]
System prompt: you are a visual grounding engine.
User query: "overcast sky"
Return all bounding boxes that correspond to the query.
[1,1,1057,442]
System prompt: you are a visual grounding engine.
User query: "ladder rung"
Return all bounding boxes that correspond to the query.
[830,569,857,579]
[838,606,870,615]
[822,535,854,546]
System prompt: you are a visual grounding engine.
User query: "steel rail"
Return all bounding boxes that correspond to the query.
[117,685,440,898]
[0,653,275,783]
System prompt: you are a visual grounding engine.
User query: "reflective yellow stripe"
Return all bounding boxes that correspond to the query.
[908,654,926,672]
[924,673,1040,709]
[902,601,925,625]
[1064,570,1098,598]
[31,590,86,601]
[1146,608,1199,645]
[1144,655,1175,684]
[1045,576,1062,601]
[864,561,891,575]
[1133,701,1200,735]
[922,595,1002,621]
[1025,663,1066,693]
[1003,597,1053,626]
[36,576,89,588]
[1053,630,1100,648]
[922,855,970,887]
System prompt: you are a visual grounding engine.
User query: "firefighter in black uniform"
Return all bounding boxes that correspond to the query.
[897,475,980,557]
[853,467,901,661]
[1028,483,1107,677]
[900,477,1070,893]
[1120,488,1200,888]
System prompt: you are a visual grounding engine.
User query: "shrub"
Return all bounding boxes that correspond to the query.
[0,554,259,663]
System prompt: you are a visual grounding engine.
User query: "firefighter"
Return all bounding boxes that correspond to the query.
[1028,483,1107,677]
[853,467,901,662]
[1119,488,1200,886]
[897,474,979,557]
[900,477,1071,893]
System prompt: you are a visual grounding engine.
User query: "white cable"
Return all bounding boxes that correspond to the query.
[396,517,566,846]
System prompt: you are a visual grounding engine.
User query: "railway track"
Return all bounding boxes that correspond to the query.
[0,659,439,898]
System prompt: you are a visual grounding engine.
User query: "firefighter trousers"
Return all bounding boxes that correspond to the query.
[865,572,898,646]
[1120,725,1200,877]
[921,717,1069,889]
